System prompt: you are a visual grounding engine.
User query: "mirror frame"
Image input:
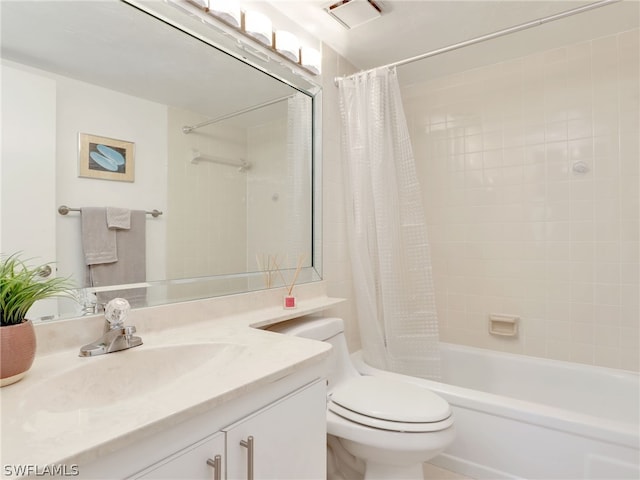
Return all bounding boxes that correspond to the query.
[119,0,325,302]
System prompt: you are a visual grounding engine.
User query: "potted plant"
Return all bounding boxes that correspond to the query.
[0,253,73,386]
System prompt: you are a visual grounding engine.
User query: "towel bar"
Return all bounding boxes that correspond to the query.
[58,205,162,218]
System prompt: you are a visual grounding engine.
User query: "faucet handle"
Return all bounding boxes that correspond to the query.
[105,298,131,328]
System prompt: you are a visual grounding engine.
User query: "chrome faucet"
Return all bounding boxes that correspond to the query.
[79,298,142,357]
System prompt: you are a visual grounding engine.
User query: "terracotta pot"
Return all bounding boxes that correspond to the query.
[0,319,37,387]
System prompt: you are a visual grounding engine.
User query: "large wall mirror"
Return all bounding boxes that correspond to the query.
[0,0,322,321]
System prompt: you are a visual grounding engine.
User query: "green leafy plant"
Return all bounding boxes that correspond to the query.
[0,253,73,327]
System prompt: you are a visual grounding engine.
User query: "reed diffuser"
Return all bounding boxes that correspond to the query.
[283,254,305,309]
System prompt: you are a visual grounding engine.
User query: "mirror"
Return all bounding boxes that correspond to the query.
[0,0,321,320]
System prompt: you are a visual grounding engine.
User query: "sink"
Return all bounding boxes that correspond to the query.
[20,343,246,413]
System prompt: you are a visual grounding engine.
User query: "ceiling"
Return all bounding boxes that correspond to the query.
[2,0,637,95]
[0,0,297,123]
[269,0,640,85]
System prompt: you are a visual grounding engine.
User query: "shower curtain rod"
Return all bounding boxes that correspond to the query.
[182,94,293,134]
[334,0,621,83]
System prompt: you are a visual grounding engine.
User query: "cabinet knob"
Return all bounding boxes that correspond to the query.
[206,454,222,480]
[239,436,254,480]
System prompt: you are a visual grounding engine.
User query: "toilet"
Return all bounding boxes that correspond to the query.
[268,317,455,480]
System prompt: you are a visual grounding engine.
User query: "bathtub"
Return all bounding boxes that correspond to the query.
[352,343,640,480]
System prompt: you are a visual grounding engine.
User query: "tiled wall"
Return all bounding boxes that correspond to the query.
[403,29,639,371]
[167,106,248,279]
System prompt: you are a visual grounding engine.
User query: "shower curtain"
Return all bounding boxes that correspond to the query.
[337,67,440,379]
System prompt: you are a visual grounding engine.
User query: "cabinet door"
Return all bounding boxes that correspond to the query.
[133,431,225,479]
[225,380,326,480]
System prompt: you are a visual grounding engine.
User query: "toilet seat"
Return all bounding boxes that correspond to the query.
[328,376,452,433]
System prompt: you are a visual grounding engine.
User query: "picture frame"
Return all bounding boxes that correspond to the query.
[78,133,135,182]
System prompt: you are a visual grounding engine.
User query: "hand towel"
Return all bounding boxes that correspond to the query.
[89,210,147,308]
[106,207,131,230]
[81,207,117,265]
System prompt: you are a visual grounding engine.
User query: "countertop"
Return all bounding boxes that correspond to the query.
[0,292,342,476]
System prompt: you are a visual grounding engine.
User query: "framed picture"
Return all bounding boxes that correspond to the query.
[78,133,135,182]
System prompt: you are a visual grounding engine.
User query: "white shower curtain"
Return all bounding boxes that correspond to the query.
[338,67,440,379]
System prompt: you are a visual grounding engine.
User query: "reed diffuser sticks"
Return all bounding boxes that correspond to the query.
[287,254,306,296]
[256,253,306,308]
[256,253,305,291]
[256,253,281,289]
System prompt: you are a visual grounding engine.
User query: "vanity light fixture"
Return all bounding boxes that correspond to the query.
[207,0,241,28]
[181,0,320,76]
[274,30,300,63]
[243,10,272,46]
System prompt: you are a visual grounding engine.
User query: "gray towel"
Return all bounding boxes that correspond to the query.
[81,207,117,265]
[89,210,147,308]
[106,207,131,230]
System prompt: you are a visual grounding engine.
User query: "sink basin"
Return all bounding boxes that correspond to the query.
[20,343,246,413]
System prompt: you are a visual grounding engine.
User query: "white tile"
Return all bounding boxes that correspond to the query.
[503,146,526,166]
[572,282,594,303]
[570,343,595,365]
[568,139,593,162]
[593,346,619,368]
[620,262,639,285]
[594,324,620,347]
[571,302,595,324]
[546,120,568,142]
[593,304,620,326]
[595,283,621,306]
[398,28,639,371]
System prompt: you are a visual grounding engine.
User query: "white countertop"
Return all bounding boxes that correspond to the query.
[0,291,342,476]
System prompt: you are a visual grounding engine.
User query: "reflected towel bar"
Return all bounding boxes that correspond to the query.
[191,150,251,172]
[58,205,163,218]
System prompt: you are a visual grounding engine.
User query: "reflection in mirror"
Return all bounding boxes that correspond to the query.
[0,0,320,321]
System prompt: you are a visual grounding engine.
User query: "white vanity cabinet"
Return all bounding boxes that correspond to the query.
[224,379,326,479]
[131,380,326,480]
[133,432,226,479]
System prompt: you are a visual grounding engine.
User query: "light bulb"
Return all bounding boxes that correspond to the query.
[274,30,300,63]
[244,10,272,46]
[301,47,321,75]
[207,0,241,28]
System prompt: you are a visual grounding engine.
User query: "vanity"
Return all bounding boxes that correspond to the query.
[1,284,342,479]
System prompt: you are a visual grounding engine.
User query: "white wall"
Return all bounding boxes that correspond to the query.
[55,75,168,287]
[1,64,58,319]
[403,29,639,371]
[1,61,169,295]
[1,65,56,263]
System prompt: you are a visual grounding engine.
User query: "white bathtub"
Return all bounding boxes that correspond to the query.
[352,343,640,480]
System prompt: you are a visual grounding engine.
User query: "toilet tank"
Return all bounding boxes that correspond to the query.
[267,317,360,390]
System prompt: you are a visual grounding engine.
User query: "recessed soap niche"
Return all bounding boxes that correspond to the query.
[488,314,519,337]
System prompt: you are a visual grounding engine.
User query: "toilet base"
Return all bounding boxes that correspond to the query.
[365,461,424,480]
[328,437,425,480]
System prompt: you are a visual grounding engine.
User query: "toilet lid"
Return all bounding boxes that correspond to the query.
[329,376,451,424]
[328,402,454,432]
